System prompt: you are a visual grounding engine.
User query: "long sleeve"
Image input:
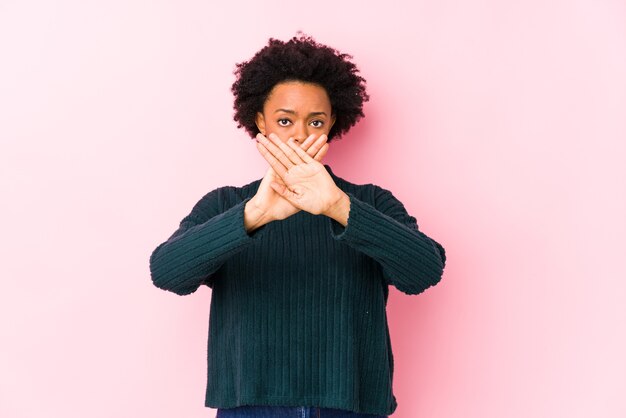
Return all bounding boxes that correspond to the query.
[327,186,446,295]
[149,190,268,296]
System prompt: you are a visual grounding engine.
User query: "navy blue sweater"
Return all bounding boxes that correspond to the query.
[149,164,446,415]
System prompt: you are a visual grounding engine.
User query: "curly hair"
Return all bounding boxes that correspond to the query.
[231,32,369,143]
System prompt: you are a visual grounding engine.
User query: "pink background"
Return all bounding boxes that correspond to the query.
[1,1,625,417]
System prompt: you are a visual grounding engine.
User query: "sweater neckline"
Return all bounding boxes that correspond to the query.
[323,163,336,178]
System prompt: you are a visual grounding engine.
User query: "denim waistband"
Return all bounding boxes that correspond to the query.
[216,405,388,418]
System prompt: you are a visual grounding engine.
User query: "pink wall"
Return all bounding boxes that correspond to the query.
[1,1,625,417]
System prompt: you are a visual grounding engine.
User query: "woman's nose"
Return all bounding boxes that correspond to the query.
[293,123,308,143]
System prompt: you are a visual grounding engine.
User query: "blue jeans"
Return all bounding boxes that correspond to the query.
[216,405,388,418]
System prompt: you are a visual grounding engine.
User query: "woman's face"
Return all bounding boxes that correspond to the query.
[255,81,336,144]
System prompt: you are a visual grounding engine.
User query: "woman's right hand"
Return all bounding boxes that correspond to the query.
[249,133,329,222]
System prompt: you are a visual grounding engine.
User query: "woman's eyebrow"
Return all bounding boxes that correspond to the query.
[274,108,327,116]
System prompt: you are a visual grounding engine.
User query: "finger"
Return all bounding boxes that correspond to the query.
[270,181,286,195]
[257,133,295,171]
[286,138,315,163]
[313,143,329,161]
[265,160,287,186]
[299,134,318,154]
[268,133,305,166]
[256,140,288,179]
[303,134,328,159]
[270,181,299,203]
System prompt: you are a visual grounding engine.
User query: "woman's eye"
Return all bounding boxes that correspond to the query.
[277,119,323,128]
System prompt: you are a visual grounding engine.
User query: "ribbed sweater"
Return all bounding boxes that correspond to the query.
[148,164,446,416]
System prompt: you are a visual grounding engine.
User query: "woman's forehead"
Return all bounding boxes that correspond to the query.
[265,81,331,111]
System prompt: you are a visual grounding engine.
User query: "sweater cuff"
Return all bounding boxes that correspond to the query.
[328,192,372,243]
[149,196,268,295]
[327,192,444,295]
[178,196,270,252]
[239,197,270,239]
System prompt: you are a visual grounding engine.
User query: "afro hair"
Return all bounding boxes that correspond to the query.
[231,31,369,143]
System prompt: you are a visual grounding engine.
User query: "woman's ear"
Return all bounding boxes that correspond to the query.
[255,112,266,135]
[329,114,337,131]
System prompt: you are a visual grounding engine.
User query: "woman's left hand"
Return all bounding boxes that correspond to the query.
[255,132,344,216]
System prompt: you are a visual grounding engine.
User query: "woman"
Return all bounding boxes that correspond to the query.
[149,32,446,418]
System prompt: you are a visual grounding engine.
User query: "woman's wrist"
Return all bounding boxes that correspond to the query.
[244,198,270,233]
[324,189,350,227]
